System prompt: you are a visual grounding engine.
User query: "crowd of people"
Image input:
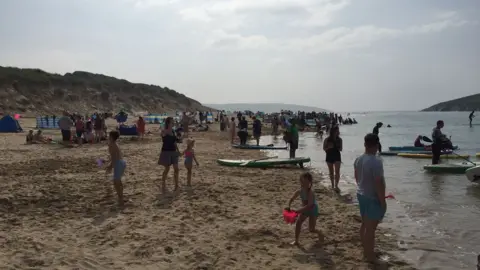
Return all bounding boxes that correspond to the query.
[24,109,390,264]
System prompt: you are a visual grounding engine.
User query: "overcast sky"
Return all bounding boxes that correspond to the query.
[1,0,479,111]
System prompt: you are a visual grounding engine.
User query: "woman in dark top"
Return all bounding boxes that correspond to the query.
[158,117,180,193]
[323,125,342,192]
[238,116,249,145]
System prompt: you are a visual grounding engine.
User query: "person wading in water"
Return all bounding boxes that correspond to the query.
[323,125,342,193]
[469,110,475,127]
[372,122,383,153]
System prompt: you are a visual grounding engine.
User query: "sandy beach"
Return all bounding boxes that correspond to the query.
[0,118,414,270]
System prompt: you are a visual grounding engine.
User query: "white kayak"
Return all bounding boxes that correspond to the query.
[465,166,480,182]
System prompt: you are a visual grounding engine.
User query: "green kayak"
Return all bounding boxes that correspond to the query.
[423,163,476,174]
[217,157,311,168]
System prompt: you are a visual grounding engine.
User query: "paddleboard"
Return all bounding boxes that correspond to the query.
[217,157,311,168]
[389,146,458,151]
[232,144,287,150]
[465,166,480,182]
[398,153,469,159]
[380,150,452,156]
[424,163,475,174]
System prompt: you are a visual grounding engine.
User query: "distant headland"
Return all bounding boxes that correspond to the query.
[422,93,480,111]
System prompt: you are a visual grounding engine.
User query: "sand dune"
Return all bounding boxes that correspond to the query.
[0,118,414,270]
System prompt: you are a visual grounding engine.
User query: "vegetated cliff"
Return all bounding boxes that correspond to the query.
[421,93,480,111]
[0,66,210,115]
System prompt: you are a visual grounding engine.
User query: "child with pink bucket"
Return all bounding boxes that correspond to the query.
[285,172,324,246]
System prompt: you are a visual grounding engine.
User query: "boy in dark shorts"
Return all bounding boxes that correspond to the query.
[354,133,386,263]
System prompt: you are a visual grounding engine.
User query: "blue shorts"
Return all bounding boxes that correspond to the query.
[357,193,385,221]
[113,160,126,181]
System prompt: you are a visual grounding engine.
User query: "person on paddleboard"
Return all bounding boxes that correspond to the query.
[431,120,448,165]
[469,110,475,127]
[414,135,424,147]
[372,122,383,153]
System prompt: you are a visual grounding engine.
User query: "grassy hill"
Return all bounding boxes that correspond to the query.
[205,103,329,113]
[0,66,211,115]
[422,93,480,111]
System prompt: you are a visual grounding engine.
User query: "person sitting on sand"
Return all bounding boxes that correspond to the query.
[354,133,386,263]
[105,130,127,207]
[26,130,34,144]
[33,130,49,144]
[287,172,323,246]
[183,138,199,187]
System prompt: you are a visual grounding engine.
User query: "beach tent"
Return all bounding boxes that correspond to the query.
[0,115,23,133]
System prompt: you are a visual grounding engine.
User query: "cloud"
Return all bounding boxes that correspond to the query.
[169,0,473,54]
[126,0,179,8]
[206,17,471,53]
[178,0,350,30]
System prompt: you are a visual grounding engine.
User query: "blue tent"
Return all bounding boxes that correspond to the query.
[0,115,23,133]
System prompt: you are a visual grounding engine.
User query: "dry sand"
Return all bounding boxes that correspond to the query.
[0,118,415,270]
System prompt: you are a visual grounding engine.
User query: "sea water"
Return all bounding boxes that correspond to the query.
[260,111,480,269]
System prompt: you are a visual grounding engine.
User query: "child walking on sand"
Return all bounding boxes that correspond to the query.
[105,130,127,207]
[183,138,199,186]
[287,172,323,245]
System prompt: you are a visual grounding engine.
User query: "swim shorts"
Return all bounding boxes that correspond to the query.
[113,160,127,181]
[326,152,341,163]
[184,156,193,166]
[61,129,71,141]
[158,151,179,166]
[302,204,319,217]
[357,193,385,221]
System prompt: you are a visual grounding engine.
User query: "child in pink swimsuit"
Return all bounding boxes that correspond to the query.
[183,139,199,187]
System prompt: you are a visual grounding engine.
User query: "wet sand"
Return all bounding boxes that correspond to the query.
[0,118,414,269]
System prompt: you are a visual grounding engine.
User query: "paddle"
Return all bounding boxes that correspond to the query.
[448,151,476,166]
[240,156,278,166]
[421,136,433,143]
